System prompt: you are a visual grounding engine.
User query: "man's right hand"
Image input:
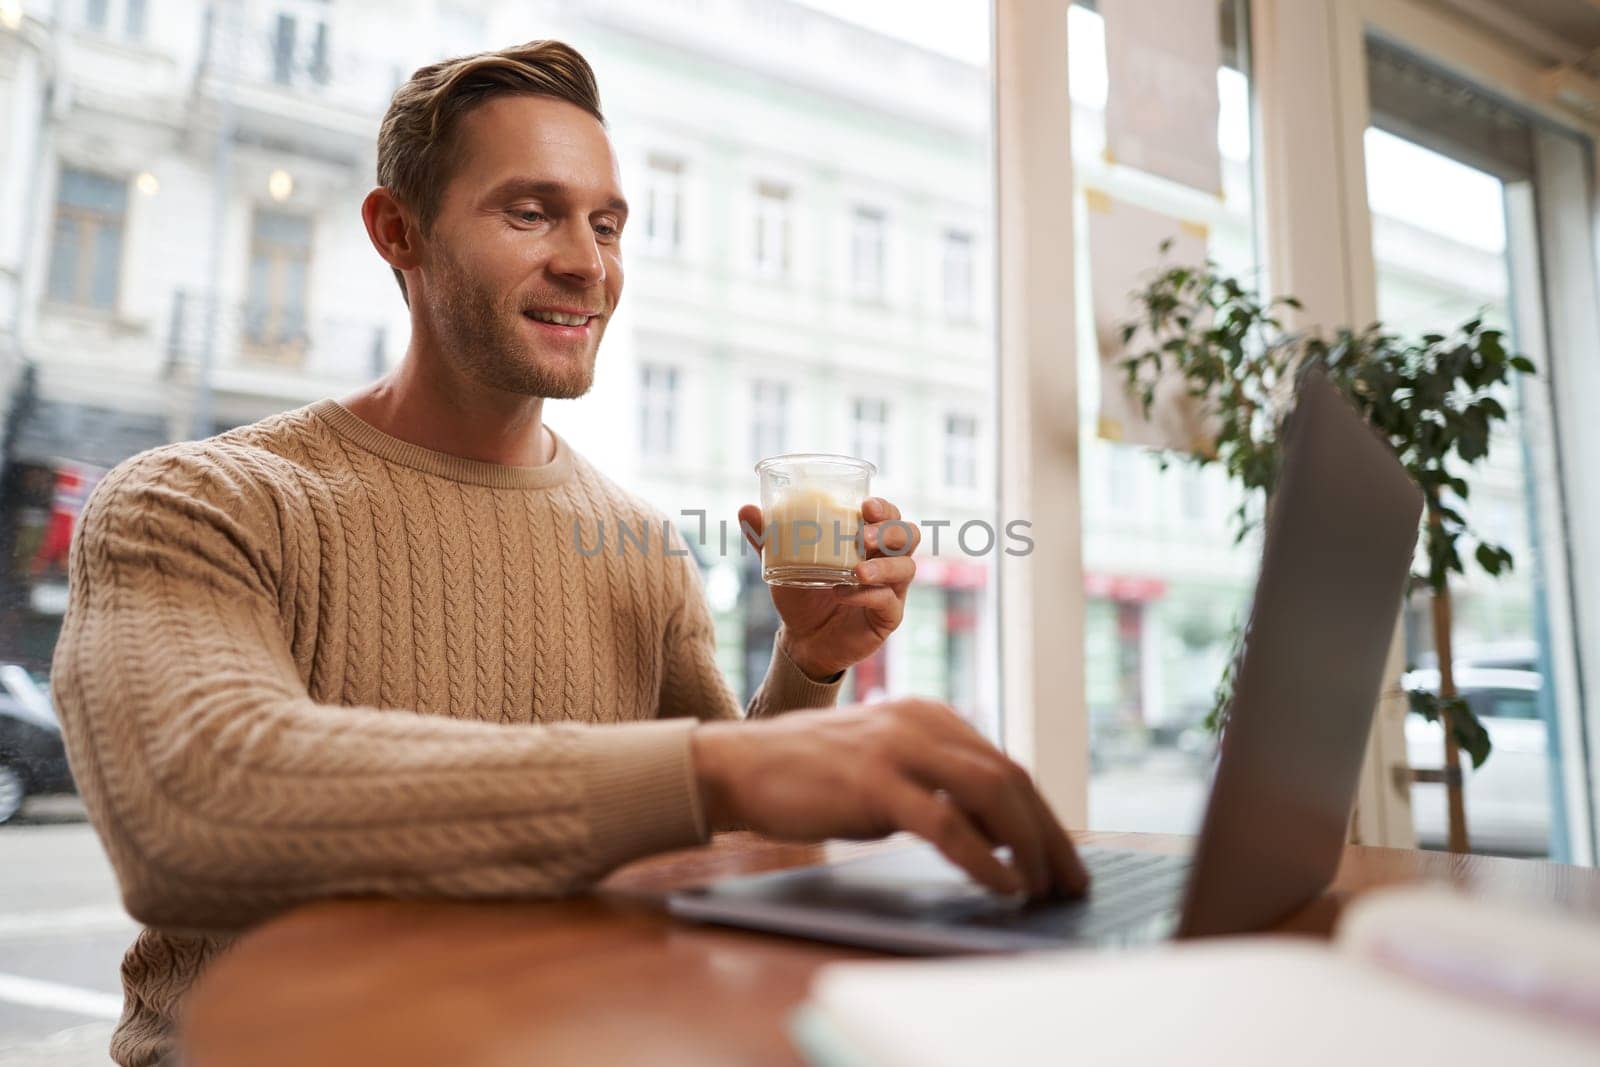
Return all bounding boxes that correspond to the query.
[689,700,1089,899]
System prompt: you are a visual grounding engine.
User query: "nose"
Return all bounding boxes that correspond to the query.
[548,220,606,289]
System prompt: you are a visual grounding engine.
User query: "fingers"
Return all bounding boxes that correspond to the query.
[895,735,1053,898]
[881,779,1023,896]
[852,556,915,591]
[831,584,905,632]
[1019,773,1091,898]
[862,497,900,523]
[737,504,765,550]
[862,513,920,560]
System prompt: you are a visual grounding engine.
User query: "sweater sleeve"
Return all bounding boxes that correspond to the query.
[50,449,707,933]
[657,546,842,724]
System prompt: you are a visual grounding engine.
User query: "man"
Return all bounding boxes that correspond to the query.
[52,39,1085,1067]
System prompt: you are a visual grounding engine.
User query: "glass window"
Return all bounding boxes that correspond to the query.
[1486,692,1540,723]
[752,181,791,278]
[850,397,889,475]
[1365,39,1589,860]
[643,155,685,256]
[47,168,127,310]
[124,0,147,38]
[84,0,109,31]
[244,210,313,359]
[639,363,679,459]
[750,379,790,463]
[943,412,977,490]
[0,10,1002,1053]
[273,13,297,85]
[1073,0,1257,835]
[942,229,975,320]
[850,206,886,301]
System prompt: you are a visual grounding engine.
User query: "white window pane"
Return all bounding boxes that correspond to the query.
[1075,0,1257,835]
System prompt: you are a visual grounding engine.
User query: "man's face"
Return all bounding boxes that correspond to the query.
[416,94,626,399]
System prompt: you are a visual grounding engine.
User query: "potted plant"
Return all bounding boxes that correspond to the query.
[1116,246,1536,853]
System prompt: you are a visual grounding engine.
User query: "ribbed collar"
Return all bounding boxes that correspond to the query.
[309,399,575,490]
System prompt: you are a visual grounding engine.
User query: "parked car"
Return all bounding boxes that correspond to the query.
[1404,667,1548,855]
[0,664,73,824]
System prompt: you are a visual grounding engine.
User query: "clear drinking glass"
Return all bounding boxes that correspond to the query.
[755,453,876,587]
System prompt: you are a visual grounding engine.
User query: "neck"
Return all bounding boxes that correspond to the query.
[340,340,553,468]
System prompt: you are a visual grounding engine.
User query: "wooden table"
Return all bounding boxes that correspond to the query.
[181,832,1600,1066]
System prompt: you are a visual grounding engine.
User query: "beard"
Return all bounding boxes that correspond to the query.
[427,246,601,400]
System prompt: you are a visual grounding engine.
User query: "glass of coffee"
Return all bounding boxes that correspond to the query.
[755,453,876,587]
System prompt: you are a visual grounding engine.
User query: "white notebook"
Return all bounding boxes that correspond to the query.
[794,887,1600,1067]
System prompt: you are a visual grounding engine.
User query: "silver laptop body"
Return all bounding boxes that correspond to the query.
[669,371,1425,953]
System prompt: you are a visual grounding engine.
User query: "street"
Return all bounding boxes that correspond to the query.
[0,799,127,1067]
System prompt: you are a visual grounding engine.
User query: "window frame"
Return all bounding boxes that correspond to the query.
[45,166,128,313]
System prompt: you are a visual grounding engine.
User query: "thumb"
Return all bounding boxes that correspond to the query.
[737,504,765,549]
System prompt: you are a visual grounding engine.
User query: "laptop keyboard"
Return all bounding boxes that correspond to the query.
[957,847,1191,941]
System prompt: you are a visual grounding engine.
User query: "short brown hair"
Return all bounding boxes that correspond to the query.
[376,40,605,304]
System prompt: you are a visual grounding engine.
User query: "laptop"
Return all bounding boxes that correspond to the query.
[669,369,1425,953]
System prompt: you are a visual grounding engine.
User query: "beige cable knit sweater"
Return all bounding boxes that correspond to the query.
[51,399,841,1067]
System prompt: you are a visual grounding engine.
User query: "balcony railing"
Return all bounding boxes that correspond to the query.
[164,289,390,387]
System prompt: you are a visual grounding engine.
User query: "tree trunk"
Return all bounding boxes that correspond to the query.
[1431,582,1470,853]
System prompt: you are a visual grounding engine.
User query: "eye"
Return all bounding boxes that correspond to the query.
[513,210,546,224]
[596,223,621,239]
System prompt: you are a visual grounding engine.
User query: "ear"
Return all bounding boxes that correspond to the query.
[361,187,423,274]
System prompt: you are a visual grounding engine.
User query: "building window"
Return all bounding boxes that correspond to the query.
[752,182,791,277]
[750,380,790,462]
[851,398,889,475]
[124,0,147,37]
[84,0,109,31]
[244,210,312,354]
[943,413,978,490]
[639,363,679,459]
[850,206,887,301]
[643,155,685,256]
[1106,444,1139,514]
[1179,465,1207,521]
[47,168,127,311]
[942,229,975,319]
[272,6,332,88]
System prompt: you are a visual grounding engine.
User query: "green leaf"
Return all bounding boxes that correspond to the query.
[1475,542,1504,576]
[1445,697,1494,769]
[1511,355,1536,375]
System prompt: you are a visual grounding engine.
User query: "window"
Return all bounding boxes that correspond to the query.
[639,363,679,458]
[125,0,146,38]
[272,6,332,87]
[643,155,685,256]
[942,229,975,320]
[1105,444,1138,514]
[850,206,886,301]
[1179,465,1207,521]
[244,210,312,357]
[1071,0,1258,836]
[943,413,977,490]
[80,0,147,38]
[750,380,790,463]
[47,168,126,311]
[1365,40,1590,860]
[850,398,889,474]
[0,3,1009,1053]
[752,182,791,277]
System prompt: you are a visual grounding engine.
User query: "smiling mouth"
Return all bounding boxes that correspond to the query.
[523,309,598,327]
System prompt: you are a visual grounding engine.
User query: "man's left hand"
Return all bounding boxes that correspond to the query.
[737,498,920,681]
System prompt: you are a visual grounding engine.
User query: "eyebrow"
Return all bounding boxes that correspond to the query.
[486,178,629,217]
